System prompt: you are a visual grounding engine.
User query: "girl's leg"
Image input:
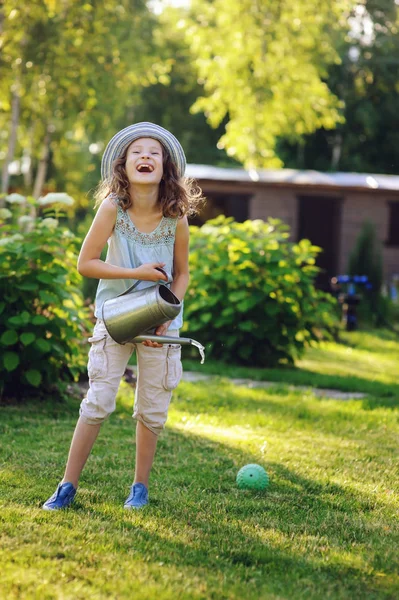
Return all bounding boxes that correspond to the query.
[61,418,102,488]
[62,320,133,488]
[132,330,182,488]
[134,421,158,487]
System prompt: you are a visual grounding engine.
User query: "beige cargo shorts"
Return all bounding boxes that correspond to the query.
[79,319,182,435]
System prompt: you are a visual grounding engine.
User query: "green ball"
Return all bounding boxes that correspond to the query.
[236,464,269,491]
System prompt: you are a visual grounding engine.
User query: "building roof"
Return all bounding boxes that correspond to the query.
[186,164,399,192]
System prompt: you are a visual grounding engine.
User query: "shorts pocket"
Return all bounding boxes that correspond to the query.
[162,344,182,391]
[87,333,107,380]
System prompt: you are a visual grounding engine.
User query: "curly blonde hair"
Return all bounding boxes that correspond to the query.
[94,143,204,217]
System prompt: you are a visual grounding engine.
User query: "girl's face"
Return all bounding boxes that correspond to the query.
[125,137,164,185]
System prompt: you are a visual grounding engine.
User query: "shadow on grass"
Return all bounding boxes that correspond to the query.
[1,400,398,599]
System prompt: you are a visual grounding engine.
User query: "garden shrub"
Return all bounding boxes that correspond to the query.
[348,221,383,296]
[348,220,385,325]
[184,215,337,366]
[0,195,92,400]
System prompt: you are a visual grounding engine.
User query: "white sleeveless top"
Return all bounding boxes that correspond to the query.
[94,196,183,330]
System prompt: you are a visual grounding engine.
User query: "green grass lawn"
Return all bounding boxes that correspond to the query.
[183,329,399,406]
[1,329,398,599]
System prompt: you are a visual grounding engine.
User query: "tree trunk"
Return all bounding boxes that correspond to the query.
[33,129,51,199]
[1,89,21,203]
[296,142,305,169]
[23,123,36,189]
[331,132,343,171]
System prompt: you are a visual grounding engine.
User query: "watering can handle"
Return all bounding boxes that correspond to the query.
[118,267,171,298]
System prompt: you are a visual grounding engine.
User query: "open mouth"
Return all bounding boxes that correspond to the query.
[136,164,154,173]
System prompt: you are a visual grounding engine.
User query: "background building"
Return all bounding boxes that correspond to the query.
[187,165,399,289]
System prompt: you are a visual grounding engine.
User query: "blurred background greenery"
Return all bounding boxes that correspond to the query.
[1,1,399,398]
[1,0,398,216]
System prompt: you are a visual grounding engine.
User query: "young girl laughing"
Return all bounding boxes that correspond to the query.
[43,122,202,511]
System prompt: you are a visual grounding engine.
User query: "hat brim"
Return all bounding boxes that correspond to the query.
[101,122,186,180]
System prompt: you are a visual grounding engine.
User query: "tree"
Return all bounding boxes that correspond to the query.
[180,0,353,169]
[0,1,167,204]
[279,1,399,174]
[132,8,240,167]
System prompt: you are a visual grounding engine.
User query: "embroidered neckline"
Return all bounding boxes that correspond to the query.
[114,204,177,246]
[125,212,165,236]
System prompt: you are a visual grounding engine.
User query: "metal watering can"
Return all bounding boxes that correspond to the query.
[102,269,205,362]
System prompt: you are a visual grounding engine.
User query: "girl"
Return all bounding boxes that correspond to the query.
[43,122,202,510]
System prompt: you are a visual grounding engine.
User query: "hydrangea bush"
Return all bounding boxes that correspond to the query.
[0,194,92,400]
[184,216,338,366]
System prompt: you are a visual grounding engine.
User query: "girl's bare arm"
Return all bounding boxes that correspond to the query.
[151,215,190,344]
[77,199,166,282]
[171,216,190,301]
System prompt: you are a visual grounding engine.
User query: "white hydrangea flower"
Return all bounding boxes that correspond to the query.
[40,217,59,228]
[18,215,35,226]
[5,193,26,204]
[38,193,75,206]
[0,233,24,246]
[0,208,12,219]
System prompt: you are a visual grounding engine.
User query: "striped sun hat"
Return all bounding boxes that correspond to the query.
[101,122,186,180]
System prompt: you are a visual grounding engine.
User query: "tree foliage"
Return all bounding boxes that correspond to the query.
[1,0,398,209]
[133,13,239,167]
[0,0,168,203]
[181,0,352,168]
[279,1,399,173]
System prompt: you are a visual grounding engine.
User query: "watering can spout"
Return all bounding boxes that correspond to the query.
[132,334,206,364]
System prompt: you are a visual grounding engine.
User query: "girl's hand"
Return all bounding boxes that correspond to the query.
[134,262,168,282]
[143,321,172,347]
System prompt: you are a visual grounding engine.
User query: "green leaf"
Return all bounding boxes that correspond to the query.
[238,321,254,332]
[199,312,212,324]
[20,332,36,346]
[0,301,5,315]
[39,290,56,304]
[37,273,54,284]
[35,339,51,353]
[20,311,31,324]
[228,290,248,303]
[25,369,42,387]
[7,315,23,326]
[0,329,18,346]
[22,243,40,252]
[32,315,48,325]
[3,352,20,372]
[17,281,39,291]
